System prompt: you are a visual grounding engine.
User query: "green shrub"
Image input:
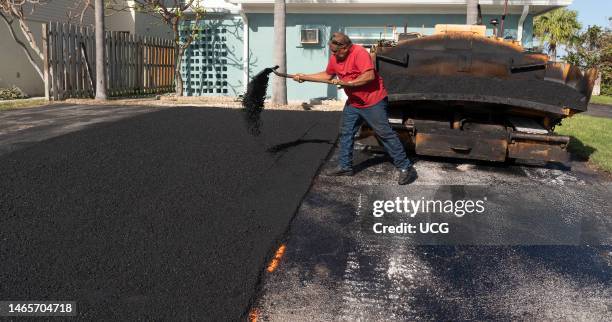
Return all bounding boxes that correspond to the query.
[601,83,612,96]
[0,86,27,100]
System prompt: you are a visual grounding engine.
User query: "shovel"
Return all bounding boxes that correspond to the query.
[241,65,340,136]
[269,66,342,87]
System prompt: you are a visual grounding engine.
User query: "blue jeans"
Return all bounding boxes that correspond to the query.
[339,97,412,170]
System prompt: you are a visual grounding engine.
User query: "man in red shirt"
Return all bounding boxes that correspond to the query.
[293,32,416,185]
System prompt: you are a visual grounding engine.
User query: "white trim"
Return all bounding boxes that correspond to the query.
[238,3,565,15]
[239,4,249,93]
[230,0,572,6]
[345,26,396,40]
[517,5,530,43]
[300,29,320,44]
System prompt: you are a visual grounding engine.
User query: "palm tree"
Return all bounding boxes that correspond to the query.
[534,8,582,61]
[94,0,107,100]
[272,0,287,104]
[466,0,479,25]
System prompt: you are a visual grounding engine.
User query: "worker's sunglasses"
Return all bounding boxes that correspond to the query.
[328,39,346,48]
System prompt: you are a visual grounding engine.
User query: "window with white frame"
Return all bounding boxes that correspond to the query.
[300,29,320,44]
[345,26,396,47]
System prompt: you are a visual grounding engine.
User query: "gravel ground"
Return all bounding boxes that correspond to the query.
[0,106,340,320]
[64,96,346,112]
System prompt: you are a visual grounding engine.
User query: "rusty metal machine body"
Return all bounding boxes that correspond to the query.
[359,24,598,163]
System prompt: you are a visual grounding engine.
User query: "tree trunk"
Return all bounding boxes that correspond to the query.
[172,21,184,96]
[272,0,287,105]
[467,0,479,25]
[94,0,107,100]
[175,45,184,96]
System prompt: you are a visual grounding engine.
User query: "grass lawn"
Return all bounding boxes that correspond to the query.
[590,95,612,106]
[556,114,612,172]
[0,98,47,110]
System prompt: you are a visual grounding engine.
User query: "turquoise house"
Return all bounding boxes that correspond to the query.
[181,0,572,101]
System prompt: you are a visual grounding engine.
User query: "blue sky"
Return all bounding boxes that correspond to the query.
[568,0,611,29]
[540,0,610,57]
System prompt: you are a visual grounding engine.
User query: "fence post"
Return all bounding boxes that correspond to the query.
[52,21,60,100]
[81,42,94,93]
[42,23,50,101]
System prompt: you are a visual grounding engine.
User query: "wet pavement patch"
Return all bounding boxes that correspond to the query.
[0,107,340,320]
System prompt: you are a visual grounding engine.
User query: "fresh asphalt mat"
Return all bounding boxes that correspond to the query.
[0,107,340,320]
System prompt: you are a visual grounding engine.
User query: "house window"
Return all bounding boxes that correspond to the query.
[345,26,395,47]
[300,29,319,45]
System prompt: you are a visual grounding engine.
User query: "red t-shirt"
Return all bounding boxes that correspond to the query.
[326,45,388,108]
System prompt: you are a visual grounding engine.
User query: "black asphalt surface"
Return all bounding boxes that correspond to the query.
[586,103,612,118]
[255,149,612,320]
[0,107,340,320]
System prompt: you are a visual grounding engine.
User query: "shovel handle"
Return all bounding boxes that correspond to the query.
[270,66,341,87]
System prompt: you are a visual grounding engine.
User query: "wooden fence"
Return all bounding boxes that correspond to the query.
[44,22,175,100]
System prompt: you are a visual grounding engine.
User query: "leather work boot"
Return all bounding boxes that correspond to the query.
[325,167,354,176]
[398,167,417,185]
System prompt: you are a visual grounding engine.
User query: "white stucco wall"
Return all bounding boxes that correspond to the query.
[1,0,171,96]
[0,19,46,96]
[134,12,173,39]
[0,0,95,95]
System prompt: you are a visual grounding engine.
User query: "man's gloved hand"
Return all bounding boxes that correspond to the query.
[293,73,305,83]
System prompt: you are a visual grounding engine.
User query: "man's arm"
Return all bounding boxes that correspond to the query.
[340,70,375,87]
[292,71,334,83]
[334,46,377,87]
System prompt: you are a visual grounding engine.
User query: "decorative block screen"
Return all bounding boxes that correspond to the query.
[180,22,229,96]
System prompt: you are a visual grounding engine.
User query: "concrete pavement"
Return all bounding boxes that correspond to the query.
[0,104,163,156]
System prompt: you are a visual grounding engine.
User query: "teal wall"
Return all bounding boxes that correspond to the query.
[181,17,245,97]
[185,13,534,101]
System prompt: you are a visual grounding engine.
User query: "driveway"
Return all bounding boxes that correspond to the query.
[253,149,612,320]
[0,105,340,320]
[1,104,610,320]
[0,104,163,156]
[586,103,612,118]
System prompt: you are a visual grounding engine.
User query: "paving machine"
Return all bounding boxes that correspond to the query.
[358,24,598,163]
